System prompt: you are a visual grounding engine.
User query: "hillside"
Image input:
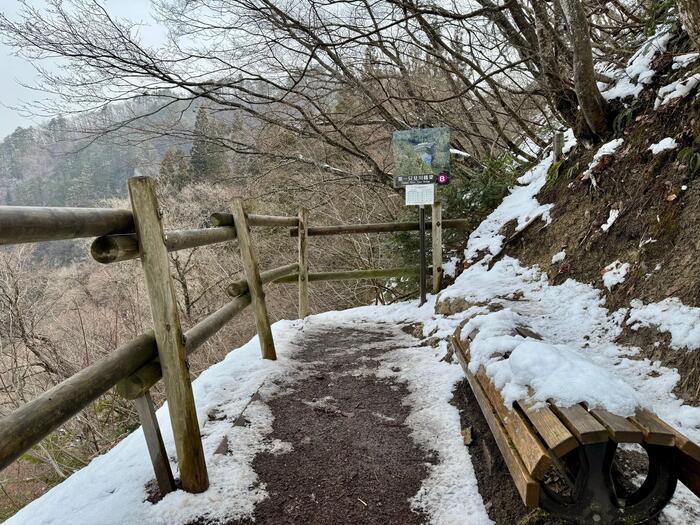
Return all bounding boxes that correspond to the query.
[7,25,700,525]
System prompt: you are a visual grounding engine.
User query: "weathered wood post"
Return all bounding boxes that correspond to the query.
[297,208,310,318]
[134,391,176,495]
[553,131,565,161]
[231,200,277,360]
[432,200,443,294]
[128,176,209,493]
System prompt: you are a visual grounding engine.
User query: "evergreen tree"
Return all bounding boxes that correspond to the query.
[189,107,229,182]
[159,149,191,190]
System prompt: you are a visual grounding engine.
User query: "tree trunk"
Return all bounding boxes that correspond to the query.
[559,0,610,138]
[678,0,700,52]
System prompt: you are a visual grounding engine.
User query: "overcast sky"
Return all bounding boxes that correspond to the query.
[0,0,165,139]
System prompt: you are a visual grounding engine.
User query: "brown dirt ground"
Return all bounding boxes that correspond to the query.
[217,323,432,525]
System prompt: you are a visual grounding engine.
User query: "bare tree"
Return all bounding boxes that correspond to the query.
[678,0,700,51]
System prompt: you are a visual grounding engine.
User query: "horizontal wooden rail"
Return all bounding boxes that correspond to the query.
[211,212,299,228]
[274,266,422,284]
[227,262,299,297]
[0,260,299,468]
[0,206,297,248]
[0,332,158,472]
[117,262,300,399]
[288,218,470,237]
[91,226,237,264]
[0,206,134,245]
[116,295,251,399]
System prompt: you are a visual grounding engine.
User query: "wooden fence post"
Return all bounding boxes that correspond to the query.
[553,131,565,161]
[134,391,176,495]
[231,200,277,360]
[128,176,209,494]
[298,208,310,318]
[432,200,443,294]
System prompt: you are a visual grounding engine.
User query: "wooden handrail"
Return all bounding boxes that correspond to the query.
[210,212,299,228]
[288,218,470,237]
[91,226,237,264]
[117,262,299,398]
[0,182,464,490]
[274,266,423,283]
[0,332,158,472]
[0,206,134,245]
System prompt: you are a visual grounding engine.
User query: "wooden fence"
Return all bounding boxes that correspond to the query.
[0,176,469,496]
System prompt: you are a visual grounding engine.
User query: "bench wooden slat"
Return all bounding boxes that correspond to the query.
[589,408,643,444]
[550,404,609,444]
[630,410,675,446]
[633,412,700,497]
[474,368,551,478]
[518,401,579,458]
[452,332,539,506]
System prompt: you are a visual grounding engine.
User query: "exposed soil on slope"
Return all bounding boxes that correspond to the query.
[495,31,700,405]
[217,323,431,525]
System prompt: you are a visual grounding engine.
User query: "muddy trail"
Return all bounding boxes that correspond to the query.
[222,321,434,524]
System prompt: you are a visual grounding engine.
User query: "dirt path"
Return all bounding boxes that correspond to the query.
[225,320,432,524]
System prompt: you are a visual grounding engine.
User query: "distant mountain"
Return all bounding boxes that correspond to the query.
[0,93,202,206]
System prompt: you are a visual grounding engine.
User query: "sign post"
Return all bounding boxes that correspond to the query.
[418,205,427,305]
[392,128,450,306]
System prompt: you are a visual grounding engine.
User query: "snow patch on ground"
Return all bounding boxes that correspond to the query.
[442,256,460,278]
[7,321,305,525]
[600,28,672,100]
[551,250,566,264]
[601,208,620,232]
[589,139,624,173]
[439,257,700,439]
[655,73,700,108]
[672,52,700,70]
[649,137,679,154]
[374,331,493,524]
[602,260,630,290]
[464,130,576,261]
[628,298,700,350]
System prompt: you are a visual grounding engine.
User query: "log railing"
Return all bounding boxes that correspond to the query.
[0,175,467,497]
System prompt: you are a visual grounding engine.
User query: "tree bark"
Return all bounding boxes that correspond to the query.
[559,0,610,138]
[678,0,700,52]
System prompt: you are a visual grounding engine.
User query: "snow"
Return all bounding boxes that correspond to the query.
[442,256,460,278]
[464,129,576,261]
[601,209,620,232]
[600,28,672,101]
[551,250,566,264]
[450,148,472,159]
[602,260,630,290]
[655,73,700,109]
[439,257,700,437]
[649,137,679,154]
[582,139,624,188]
[7,321,306,525]
[628,298,700,350]
[590,139,624,172]
[673,53,700,70]
[372,324,493,524]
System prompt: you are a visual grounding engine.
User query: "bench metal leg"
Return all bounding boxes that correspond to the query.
[540,441,678,524]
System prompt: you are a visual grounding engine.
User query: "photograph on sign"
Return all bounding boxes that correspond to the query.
[405,184,434,206]
[392,127,451,188]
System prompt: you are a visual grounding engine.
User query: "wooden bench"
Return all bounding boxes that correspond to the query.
[452,320,700,525]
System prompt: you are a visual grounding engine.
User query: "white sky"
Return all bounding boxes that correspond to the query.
[0,0,166,139]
